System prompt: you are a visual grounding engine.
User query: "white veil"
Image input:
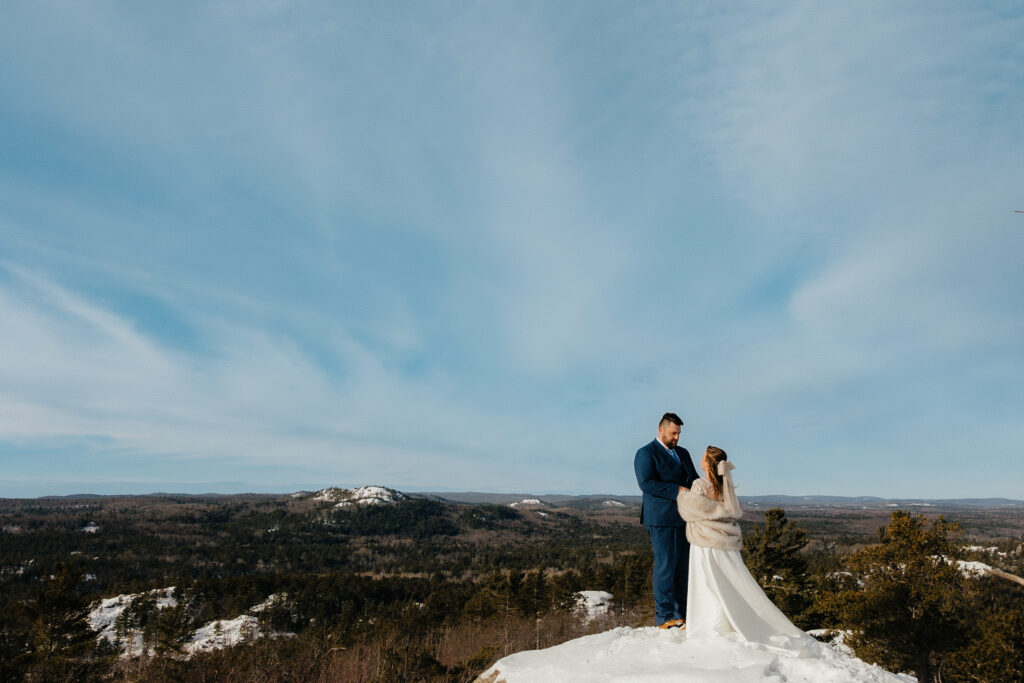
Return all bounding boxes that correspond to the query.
[718,460,743,518]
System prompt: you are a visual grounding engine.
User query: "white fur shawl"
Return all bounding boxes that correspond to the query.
[676,463,744,550]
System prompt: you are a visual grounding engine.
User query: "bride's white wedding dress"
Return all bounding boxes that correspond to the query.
[679,466,815,653]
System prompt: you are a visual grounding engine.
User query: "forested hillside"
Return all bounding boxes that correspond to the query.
[2,489,1023,682]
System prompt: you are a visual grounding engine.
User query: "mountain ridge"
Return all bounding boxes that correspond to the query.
[9,490,1024,509]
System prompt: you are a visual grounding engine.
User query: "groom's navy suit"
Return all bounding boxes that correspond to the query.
[634,439,699,625]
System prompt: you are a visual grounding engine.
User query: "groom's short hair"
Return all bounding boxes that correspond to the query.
[659,413,683,428]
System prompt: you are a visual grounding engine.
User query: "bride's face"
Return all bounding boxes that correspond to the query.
[701,457,711,477]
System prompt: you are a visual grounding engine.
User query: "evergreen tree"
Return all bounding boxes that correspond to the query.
[149,603,192,657]
[23,562,107,681]
[943,571,1024,683]
[26,563,94,658]
[461,571,506,622]
[549,569,584,611]
[817,510,968,683]
[949,601,1024,682]
[115,591,158,646]
[742,507,813,628]
[1,613,31,682]
[515,569,548,619]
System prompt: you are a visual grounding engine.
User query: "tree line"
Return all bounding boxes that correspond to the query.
[2,495,1023,681]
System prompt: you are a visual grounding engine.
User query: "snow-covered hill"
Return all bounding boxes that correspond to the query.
[310,485,408,507]
[508,498,543,508]
[478,627,912,683]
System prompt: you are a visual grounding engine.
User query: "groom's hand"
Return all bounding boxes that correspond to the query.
[678,485,689,494]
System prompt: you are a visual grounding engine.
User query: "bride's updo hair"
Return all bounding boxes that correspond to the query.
[704,446,728,501]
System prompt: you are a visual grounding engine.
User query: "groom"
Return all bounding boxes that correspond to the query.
[634,412,699,629]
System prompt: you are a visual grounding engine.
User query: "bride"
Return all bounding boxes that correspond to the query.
[677,446,815,652]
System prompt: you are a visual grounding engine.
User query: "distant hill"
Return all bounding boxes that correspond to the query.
[413,491,1024,510]
[411,492,643,507]
[10,489,1024,510]
[739,495,1024,509]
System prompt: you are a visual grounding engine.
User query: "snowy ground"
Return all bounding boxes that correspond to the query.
[87,588,290,659]
[183,615,262,656]
[479,627,913,683]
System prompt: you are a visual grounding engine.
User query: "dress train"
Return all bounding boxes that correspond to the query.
[680,472,817,655]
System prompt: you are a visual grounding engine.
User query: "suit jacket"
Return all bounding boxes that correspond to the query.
[634,439,699,527]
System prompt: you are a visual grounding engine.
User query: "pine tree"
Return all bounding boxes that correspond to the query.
[742,507,813,628]
[817,510,968,683]
[549,569,584,611]
[515,569,548,619]
[23,562,106,681]
[149,603,192,657]
[949,601,1024,682]
[26,563,94,658]
[943,569,1024,683]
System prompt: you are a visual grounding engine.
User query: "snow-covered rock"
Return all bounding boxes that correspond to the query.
[88,587,177,658]
[313,485,408,507]
[479,627,913,683]
[89,589,292,659]
[250,593,287,613]
[508,498,543,508]
[965,545,1003,555]
[936,555,996,577]
[955,559,993,576]
[184,615,262,656]
[575,591,613,623]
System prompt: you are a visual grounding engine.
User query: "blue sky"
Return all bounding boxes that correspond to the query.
[1,2,1022,499]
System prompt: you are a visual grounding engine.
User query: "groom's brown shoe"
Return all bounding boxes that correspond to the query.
[658,619,686,629]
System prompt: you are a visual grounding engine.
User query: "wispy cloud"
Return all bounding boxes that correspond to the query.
[1,2,1022,497]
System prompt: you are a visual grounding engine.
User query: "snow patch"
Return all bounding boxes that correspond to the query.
[481,627,914,682]
[184,615,261,656]
[575,591,613,623]
[313,485,408,507]
[89,589,292,659]
[807,629,854,657]
[955,559,993,576]
[250,593,287,613]
[602,500,626,508]
[82,522,100,533]
[88,587,177,658]
[508,499,542,508]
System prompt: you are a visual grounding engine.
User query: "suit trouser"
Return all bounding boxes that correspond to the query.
[647,524,689,624]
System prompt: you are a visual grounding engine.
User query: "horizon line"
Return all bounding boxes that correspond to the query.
[4,487,1023,505]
